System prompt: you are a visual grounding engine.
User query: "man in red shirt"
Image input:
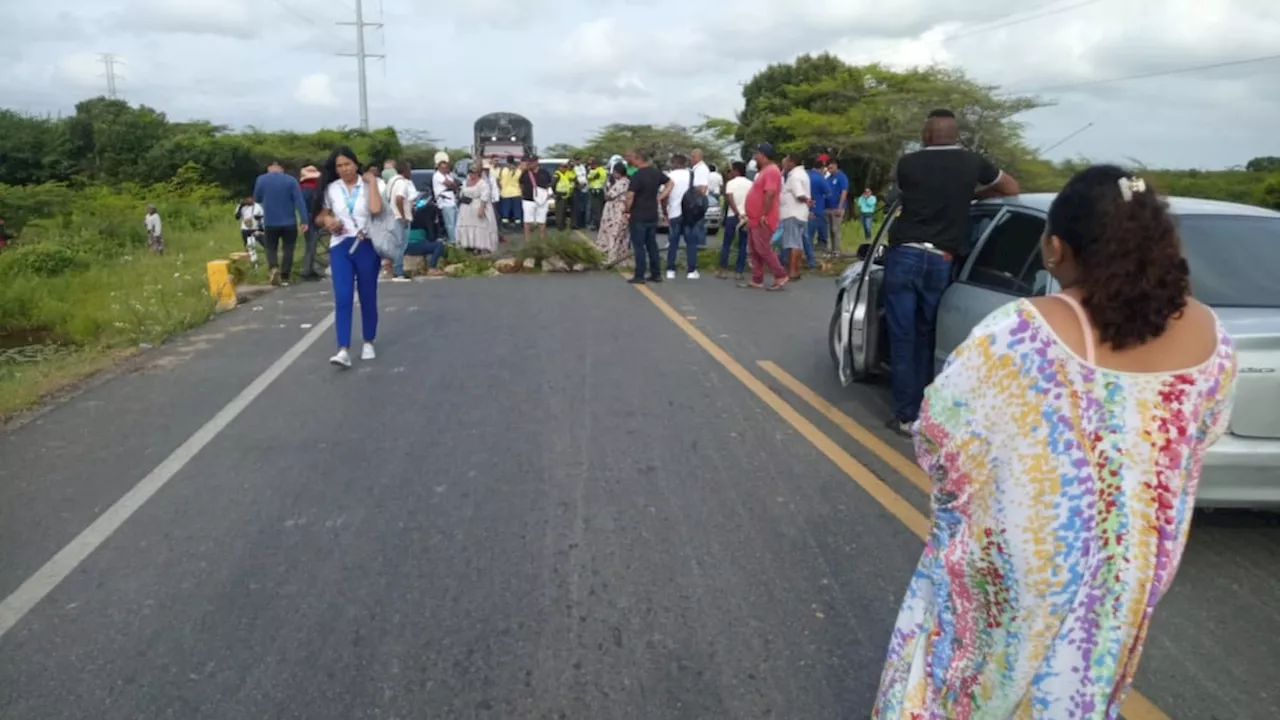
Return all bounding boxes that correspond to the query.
[742,143,789,290]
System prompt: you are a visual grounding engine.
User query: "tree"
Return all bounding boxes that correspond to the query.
[1246,156,1280,173]
[578,123,730,169]
[729,54,1046,191]
[542,143,586,158]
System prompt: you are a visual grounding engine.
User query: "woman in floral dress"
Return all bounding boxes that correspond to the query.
[874,165,1237,719]
[595,163,631,266]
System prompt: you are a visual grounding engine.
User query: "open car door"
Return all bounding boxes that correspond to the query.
[833,201,897,386]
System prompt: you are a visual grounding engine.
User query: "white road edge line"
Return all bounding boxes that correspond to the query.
[0,312,336,640]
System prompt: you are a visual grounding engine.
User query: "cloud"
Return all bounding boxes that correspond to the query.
[294,73,339,108]
[4,0,1280,168]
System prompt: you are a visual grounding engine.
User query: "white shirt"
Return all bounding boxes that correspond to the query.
[433,170,457,208]
[144,213,162,235]
[665,169,691,219]
[486,173,499,202]
[574,163,588,188]
[691,161,710,194]
[724,176,752,217]
[388,175,415,222]
[707,170,724,196]
[324,177,388,247]
[238,203,264,230]
[780,167,811,222]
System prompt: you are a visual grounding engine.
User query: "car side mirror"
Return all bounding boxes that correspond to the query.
[1033,269,1053,296]
[856,244,871,260]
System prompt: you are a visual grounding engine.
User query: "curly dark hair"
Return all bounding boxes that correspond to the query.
[1047,164,1190,350]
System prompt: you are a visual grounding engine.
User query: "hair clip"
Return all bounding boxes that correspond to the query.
[1118,176,1147,202]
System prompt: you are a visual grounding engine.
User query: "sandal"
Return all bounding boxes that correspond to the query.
[737,281,765,289]
[768,277,790,291]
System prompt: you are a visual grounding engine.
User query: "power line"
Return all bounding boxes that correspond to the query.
[98,54,123,99]
[336,0,383,131]
[1014,52,1280,94]
[941,0,1105,42]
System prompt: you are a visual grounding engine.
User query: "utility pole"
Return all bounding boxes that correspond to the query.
[336,0,383,130]
[99,54,123,99]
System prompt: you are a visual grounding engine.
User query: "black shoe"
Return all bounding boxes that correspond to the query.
[300,273,322,282]
[627,278,646,285]
[649,276,663,283]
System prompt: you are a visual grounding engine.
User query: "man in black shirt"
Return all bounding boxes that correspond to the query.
[519,156,553,242]
[883,108,1020,436]
[624,148,665,284]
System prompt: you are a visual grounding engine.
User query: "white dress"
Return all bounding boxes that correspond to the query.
[455,179,498,252]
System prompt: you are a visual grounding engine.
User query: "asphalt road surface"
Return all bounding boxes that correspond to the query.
[1,248,1277,719]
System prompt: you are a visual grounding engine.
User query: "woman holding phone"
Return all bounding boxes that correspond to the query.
[310,146,385,368]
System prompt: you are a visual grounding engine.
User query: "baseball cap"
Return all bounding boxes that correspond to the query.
[756,142,775,158]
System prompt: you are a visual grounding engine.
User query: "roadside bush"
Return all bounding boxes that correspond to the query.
[516,232,605,269]
[0,243,85,278]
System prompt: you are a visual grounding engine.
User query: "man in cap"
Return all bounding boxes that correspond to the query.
[297,165,324,280]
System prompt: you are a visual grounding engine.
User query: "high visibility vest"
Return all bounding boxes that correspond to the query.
[555,169,575,196]
[587,166,607,191]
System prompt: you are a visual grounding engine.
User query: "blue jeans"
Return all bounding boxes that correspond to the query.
[718,216,748,274]
[391,221,408,277]
[666,216,700,273]
[500,197,522,224]
[440,205,458,244]
[808,215,829,248]
[330,236,380,349]
[573,189,589,228]
[883,244,952,423]
[862,215,874,240]
[801,220,816,268]
[629,220,660,281]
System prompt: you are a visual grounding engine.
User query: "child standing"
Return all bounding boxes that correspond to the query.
[144,205,164,255]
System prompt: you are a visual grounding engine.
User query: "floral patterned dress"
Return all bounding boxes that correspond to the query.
[596,177,631,265]
[874,298,1236,720]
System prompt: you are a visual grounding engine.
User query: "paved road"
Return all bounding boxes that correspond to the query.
[0,259,1276,718]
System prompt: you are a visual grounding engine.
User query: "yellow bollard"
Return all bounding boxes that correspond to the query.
[206,259,238,312]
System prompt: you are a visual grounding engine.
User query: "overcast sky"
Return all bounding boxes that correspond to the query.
[3,0,1278,169]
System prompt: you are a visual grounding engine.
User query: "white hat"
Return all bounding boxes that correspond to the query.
[433,151,450,166]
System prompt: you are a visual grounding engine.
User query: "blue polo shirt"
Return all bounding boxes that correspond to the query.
[827,169,850,211]
[807,168,831,214]
[252,171,309,228]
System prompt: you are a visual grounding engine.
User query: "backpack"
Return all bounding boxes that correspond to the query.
[681,167,709,223]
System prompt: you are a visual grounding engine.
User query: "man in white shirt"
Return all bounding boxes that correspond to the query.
[706,163,724,199]
[572,157,589,229]
[779,154,812,279]
[432,158,459,244]
[387,160,416,281]
[716,161,753,279]
[658,153,696,279]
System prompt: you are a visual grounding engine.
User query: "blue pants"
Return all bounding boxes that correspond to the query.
[629,220,660,281]
[440,205,458,244]
[718,215,748,274]
[666,216,700,273]
[808,214,829,247]
[500,197,522,224]
[862,214,874,240]
[573,189,589,228]
[390,222,408,277]
[330,236,380,349]
[882,244,952,423]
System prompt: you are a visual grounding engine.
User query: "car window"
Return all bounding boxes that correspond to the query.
[966,206,1003,257]
[962,210,1045,296]
[1178,215,1280,307]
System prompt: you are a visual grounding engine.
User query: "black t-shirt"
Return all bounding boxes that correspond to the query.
[889,146,1001,254]
[627,166,665,223]
[519,169,552,201]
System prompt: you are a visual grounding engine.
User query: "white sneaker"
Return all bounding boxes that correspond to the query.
[392,276,411,283]
[687,270,700,280]
[361,342,376,360]
[329,349,352,368]
[665,270,676,280]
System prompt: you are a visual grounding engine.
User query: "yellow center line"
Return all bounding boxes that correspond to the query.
[631,283,1171,720]
[757,361,930,494]
[630,282,930,539]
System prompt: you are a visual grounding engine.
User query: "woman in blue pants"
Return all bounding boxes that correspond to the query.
[312,146,385,368]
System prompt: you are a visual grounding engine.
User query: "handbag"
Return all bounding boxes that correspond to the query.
[364,179,406,260]
[681,167,709,222]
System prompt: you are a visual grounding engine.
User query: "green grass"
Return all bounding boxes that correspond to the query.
[0,218,254,417]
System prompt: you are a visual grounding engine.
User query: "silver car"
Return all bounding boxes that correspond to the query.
[829,193,1280,508]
